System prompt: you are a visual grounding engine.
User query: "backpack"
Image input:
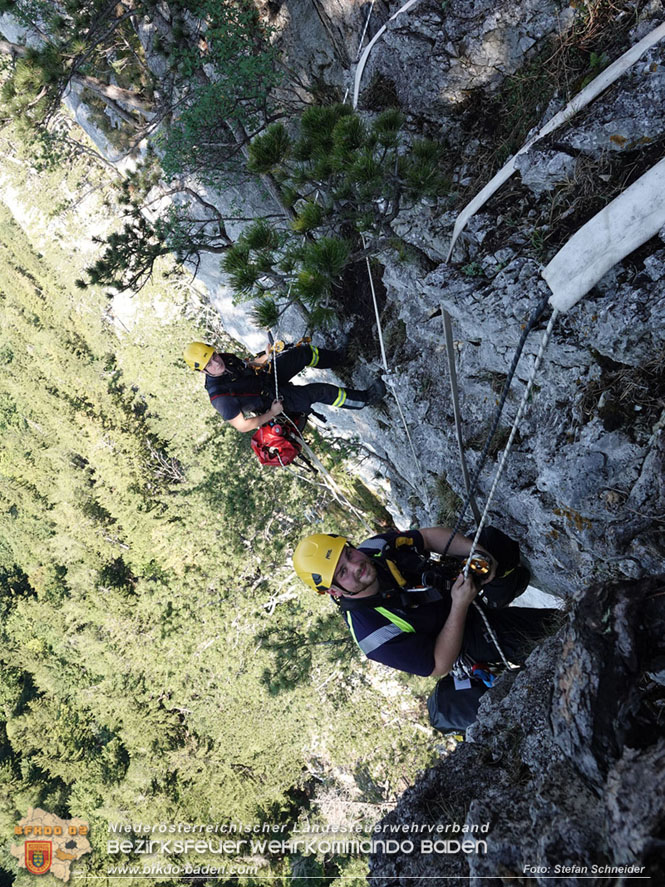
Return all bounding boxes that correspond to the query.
[250,415,307,468]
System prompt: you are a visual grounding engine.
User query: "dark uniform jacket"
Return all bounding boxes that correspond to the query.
[340,530,454,675]
[204,354,271,420]
[340,530,556,676]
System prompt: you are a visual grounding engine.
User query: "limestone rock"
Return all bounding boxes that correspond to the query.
[369,576,665,884]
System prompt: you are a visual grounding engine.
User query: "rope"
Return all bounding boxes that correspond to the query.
[436,293,554,670]
[457,309,559,670]
[441,292,551,558]
[356,0,377,62]
[352,0,423,109]
[463,309,559,575]
[271,337,279,402]
[277,453,330,490]
[364,242,435,520]
[282,414,375,534]
[470,602,516,671]
[441,306,481,526]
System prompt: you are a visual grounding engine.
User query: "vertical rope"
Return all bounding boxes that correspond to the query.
[463,309,560,577]
[442,307,481,526]
[356,0,377,62]
[364,241,434,520]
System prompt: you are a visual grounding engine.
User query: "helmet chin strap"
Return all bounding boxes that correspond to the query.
[329,583,362,598]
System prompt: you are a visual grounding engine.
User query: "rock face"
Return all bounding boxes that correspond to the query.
[319,0,665,598]
[368,575,665,884]
[358,0,573,118]
[6,0,662,865]
[203,1,664,598]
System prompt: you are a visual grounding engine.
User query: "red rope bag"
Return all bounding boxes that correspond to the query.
[250,415,307,467]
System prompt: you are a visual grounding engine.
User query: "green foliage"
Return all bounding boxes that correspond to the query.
[249,295,280,329]
[81,161,231,292]
[0,194,438,879]
[229,104,451,327]
[0,1,153,133]
[580,50,610,88]
[247,123,292,174]
[292,200,323,234]
[243,218,280,251]
[1,0,279,295]
[160,0,280,185]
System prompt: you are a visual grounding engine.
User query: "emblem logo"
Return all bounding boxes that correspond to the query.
[25,840,52,874]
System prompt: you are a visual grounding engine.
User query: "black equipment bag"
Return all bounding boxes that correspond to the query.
[427,675,488,733]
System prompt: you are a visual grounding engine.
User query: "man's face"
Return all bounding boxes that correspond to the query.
[330,546,377,597]
[204,353,226,375]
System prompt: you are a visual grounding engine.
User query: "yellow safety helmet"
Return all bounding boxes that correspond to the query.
[293,534,348,593]
[183,342,215,371]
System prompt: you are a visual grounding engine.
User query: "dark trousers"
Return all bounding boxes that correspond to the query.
[464,605,560,665]
[429,601,560,734]
[273,345,365,414]
[274,344,343,382]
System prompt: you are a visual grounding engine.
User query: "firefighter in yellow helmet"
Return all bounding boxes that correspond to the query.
[183,342,215,372]
[293,526,555,684]
[183,341,385,433]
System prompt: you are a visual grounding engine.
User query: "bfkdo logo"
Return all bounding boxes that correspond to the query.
[11,809,92,880]
[25,841,52,875]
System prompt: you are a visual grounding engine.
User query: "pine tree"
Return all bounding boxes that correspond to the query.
[223,104,450,327]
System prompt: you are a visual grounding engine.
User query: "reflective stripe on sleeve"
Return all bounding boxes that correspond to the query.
[347,609,416,655]
[375,607,415,633]
[308,345,320,367]
[356,622,403,654]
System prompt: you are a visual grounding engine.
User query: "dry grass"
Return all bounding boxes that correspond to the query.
[578,351,665,438]
[458,0,647,185]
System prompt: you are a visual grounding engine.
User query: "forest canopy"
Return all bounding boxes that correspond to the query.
[0,163,436,883]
